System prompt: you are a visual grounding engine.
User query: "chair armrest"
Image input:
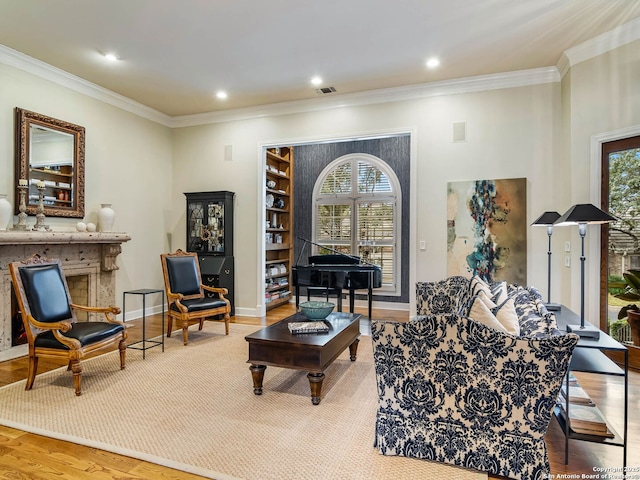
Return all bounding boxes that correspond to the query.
[26,314,81,349]
[27,314,72,333]
[201,284,228,298]
[70,304,123,324]
[166,290,183,303]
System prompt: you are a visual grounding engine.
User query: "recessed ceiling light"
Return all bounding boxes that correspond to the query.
[311,76,323,86]
[426,57,440,68]
[103,52,119,62]
[216,91,228,99]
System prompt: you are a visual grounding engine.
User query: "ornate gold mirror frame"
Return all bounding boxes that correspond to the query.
[14,107,85,218]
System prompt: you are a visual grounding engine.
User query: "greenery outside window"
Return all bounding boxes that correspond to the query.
[313,153,400,295]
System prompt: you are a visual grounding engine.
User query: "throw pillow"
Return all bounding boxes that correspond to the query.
[493,297,520,336]
[467,295,508,333]
[491,281,508,304]
[470,275,492,297]
[477,289,497,309]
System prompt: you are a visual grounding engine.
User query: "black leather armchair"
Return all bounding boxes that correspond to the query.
[9,254,127,396]
[160,249,231,345]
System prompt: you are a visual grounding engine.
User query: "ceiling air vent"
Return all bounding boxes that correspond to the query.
[315,86,336,94]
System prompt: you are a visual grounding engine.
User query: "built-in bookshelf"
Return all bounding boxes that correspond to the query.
[265,147,293,311]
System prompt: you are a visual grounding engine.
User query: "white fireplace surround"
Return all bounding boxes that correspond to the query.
[0,231,131,360]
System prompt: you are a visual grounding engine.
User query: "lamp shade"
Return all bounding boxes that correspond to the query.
[531,211,561,226]
[554,204,616,226]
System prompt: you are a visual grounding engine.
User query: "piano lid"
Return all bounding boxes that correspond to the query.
[297,237,374,266]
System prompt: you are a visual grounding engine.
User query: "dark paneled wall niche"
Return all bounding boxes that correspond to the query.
[293,135,410,305]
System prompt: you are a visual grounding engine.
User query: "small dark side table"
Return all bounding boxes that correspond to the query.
[123,288,165,359]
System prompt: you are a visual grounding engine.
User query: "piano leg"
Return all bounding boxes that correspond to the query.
[348,288,373,318]
[349,289,355,314]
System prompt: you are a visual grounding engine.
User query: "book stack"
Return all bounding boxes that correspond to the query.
[557,374,613,438]
[558,382,595,406]
[288,321,329,334]
[557,403,614,437]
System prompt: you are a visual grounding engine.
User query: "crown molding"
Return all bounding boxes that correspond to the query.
[3,16,638,129]
[0,44,173,127]
[556,53,571,79]
[563,16,640,67]
[170,67,560,128]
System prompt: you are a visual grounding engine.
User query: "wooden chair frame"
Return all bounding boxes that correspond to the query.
[9,254,127,396]
[160,249,231,345]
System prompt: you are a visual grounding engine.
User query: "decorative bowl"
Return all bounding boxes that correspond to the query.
[299,301,335,320]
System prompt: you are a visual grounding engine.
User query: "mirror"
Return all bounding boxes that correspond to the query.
[14,107,85,218]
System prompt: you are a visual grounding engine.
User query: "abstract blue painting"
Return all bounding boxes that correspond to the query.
[447,177,527,284]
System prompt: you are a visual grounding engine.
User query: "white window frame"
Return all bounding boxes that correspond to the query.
[312,153,401,296]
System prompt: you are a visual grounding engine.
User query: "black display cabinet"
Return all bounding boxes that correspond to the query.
[185,191,235,314]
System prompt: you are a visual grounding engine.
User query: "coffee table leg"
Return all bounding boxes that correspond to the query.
[349,338,360,361]
[249,364,266,395]
[307,372,325,405]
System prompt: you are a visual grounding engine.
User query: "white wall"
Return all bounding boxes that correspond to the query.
[171,81,562,315]
[560,39,640,321]
[0,63,173,314]
[2,37,636,320]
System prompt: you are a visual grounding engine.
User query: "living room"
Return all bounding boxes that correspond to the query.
[0,2,639,479]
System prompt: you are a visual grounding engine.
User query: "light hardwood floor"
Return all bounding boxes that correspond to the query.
[0,304,637,479]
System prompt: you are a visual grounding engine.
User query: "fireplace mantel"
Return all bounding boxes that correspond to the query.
[0,231,131,245]
[0,231,131,357]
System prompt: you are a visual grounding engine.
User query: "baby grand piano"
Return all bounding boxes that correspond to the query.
[292,251,382,319]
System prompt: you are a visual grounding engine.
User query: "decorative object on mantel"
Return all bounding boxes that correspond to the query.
[0,194,11,231]
[98,203,115,232]
[86,222,96,232]
[12,180,28,230]
[32,181,51,231]
[76,222,87,232]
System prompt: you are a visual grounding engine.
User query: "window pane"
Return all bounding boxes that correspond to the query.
[357,202,394,241]
[357,161,391,193]
[358,245,394,285]
[316,204,351,241]
[321,163,352,194]
[313,154,399,293]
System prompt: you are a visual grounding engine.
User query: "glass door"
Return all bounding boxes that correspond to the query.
[601,135,640,367]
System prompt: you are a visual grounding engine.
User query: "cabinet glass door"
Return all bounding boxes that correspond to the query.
[187,201,205,251]
[187,200,226,253]
[205,201,225,253]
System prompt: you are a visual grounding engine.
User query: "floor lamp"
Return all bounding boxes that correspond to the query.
[531,211,561,311]
[554,204,616,339]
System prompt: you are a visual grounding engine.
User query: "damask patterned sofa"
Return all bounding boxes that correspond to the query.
[371,276,579,480]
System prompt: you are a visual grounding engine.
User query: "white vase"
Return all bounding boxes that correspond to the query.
[98,203,115,232]
[0,194,11,231]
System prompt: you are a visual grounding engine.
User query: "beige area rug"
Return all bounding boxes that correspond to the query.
[0,324,486,480]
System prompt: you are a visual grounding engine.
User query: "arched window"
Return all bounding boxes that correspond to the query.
[313,153,400,294]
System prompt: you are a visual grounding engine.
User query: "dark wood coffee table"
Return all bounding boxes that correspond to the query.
[245,312,361,405]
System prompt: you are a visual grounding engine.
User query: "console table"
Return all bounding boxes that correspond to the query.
[554,306,627,470]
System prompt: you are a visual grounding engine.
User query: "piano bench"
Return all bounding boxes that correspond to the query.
[306,287,343,311]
